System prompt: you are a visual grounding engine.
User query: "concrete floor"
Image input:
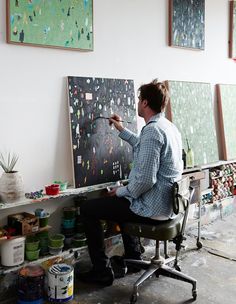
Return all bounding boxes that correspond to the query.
[4,213,236,304]
[72,213,236,304]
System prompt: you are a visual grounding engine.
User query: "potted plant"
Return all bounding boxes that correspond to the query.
[0,152,24,202]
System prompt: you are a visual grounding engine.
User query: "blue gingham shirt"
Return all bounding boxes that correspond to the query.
[116,113,183,219]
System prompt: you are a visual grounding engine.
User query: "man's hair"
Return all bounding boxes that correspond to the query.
[138,79,169,113]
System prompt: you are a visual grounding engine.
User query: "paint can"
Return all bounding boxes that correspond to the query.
[1,236,25,266]
[48,263,74,303]
[17,265,45,304]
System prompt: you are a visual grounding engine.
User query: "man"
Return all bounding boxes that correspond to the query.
[78,79,183,286]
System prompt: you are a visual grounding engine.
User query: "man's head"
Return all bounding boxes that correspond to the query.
[137,80,169,118]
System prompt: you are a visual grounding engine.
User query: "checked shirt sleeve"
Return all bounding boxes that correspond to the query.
[118,128,139,147]
[116,127,163,199]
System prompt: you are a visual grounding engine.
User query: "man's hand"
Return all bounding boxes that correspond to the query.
[106,187,118,197]
[109,114,124,132]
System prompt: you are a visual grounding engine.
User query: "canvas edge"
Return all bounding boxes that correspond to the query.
[164,80,173,122]
[216,84,228,160]
[168,0,173,47]
[229,1,235,59]
[67,76,76,188]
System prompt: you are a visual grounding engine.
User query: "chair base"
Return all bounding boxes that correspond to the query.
[125,256,197,304]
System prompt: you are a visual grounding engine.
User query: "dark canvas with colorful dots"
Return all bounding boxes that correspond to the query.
[67,76,137,188]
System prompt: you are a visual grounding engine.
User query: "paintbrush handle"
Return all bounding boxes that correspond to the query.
[95,117,132,124]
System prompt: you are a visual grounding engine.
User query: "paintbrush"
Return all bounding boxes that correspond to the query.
[94,116,132,124]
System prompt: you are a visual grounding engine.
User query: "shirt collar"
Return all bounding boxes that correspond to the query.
[146,112,164,125]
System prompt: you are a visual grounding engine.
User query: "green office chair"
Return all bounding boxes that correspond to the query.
[123,176,197,304]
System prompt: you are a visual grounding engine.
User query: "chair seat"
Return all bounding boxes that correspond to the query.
[123,214,183,241]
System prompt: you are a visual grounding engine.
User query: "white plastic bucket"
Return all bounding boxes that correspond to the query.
[0,236,25,266]
[48,263,74,302]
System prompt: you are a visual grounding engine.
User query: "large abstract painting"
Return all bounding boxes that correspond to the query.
[217,84,236,160]
[6,0,93,51]
[169,0,205,50]
[229,1,236,58]
[68,76,137,188]
[166,81,218,166]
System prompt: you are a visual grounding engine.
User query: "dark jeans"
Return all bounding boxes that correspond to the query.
[80,195,164,270]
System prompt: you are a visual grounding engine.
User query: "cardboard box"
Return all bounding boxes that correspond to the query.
[8,212,39,235]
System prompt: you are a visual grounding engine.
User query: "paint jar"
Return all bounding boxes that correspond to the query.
[1,236,25,266]
[72,234,87,248]
[45,184,60,195]
[48,245,63,255]
[74,195,87,217]
[25,236,39,251]
[25,249,40,261]
[182,149,187,169]
[34,208,46,218]
[63,207,76,219]
[49,234,65,247]
[53,181,68,191]
[39,237,49,256]
[186,148,194,168]
[48,264,74,303]
[17,265,45,304]
[39,213,50,228]
[62,218,76,229]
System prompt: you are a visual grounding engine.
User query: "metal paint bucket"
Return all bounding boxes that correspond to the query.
[17,265,45,304]
[48,263,74,303]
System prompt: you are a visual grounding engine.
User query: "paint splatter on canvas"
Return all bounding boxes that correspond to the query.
[169,0,205,50]
[166,80,218,166]
[68,76,137,188]
[7,0,93,51]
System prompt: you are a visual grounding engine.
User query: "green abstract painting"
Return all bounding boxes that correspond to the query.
[169,0,205,50]
[166,81,218,166]
[230,1,236,58]
[217,84,236,160]
[7,0,93,51]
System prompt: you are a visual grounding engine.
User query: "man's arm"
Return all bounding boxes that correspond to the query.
[119,128,139,147]
[116,127,162,199]
[109,114,139,146]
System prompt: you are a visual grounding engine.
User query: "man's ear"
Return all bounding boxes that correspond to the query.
[142,99,148,107]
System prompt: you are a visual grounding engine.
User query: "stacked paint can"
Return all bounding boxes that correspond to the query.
[74,195,87,235]
[62,207,76,248]
[36,230,49,256]
[48,263,74,303]
[17,265,45,304]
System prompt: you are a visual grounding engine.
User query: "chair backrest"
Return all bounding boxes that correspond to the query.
[172,176,191,215]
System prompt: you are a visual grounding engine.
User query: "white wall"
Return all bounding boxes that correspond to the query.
[0,0,235,193]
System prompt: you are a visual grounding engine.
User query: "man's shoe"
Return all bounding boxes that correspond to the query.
[110,255,127,278]
[77,267,114,286]
[111,255,143,275]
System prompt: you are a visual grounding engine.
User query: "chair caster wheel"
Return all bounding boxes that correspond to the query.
[130,293,138,304]
[197,241,203,249]
[192,289,197,300]
[174,264,181,272]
